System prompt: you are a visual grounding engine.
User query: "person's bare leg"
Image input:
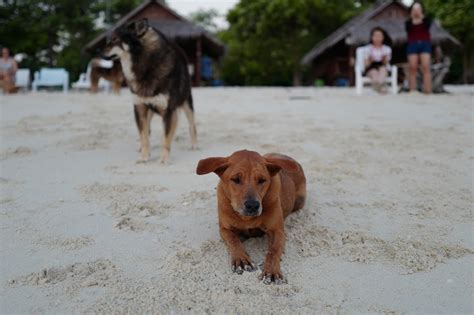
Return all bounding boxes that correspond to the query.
[408,54,419,92]
[4,75,15,94]
[367,69,380,92]
[420,53,432,94]
[378,67,388,93]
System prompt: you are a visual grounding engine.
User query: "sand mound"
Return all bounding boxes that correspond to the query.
[87,240,332,314]
[9,259,117,291]
[35,236,95,251]
[0,146,34,160]
[286,211,473,273]
[79,183,170,231]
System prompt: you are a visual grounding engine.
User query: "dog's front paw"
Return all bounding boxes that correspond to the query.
[159,149,169,164]
[231,256,256,274]
[136,157,148,164]
[259,269,287,285]
[159,156,168,164]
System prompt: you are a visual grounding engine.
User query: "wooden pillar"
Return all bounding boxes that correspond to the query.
[194,37,202,86]
[348,46,355,86]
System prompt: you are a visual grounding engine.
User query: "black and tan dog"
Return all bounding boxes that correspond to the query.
[90,58,124,94]
[101,18,197,163]
[197,150,306,284]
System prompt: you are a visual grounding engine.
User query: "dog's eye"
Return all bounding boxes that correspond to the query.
[231,177,241,184]
[257,178,267,185]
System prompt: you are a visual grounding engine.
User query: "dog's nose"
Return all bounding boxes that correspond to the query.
[244,200,260,213]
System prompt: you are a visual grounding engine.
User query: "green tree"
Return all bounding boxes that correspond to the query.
[188,8,220,33]
[0,0,152,83]
[424,0,474,83]
[0,0,101,82]
[93,0,143,26]
[219,0,366,86]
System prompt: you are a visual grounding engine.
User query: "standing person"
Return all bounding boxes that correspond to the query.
[0,47,18,94]
[405,1,432,94]
[364,27,392,94]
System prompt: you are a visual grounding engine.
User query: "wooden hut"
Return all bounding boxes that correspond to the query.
[300,0,460,86]
[84,0,225,86]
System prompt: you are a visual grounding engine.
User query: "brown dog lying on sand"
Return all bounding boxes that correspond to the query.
[196,150,306,284]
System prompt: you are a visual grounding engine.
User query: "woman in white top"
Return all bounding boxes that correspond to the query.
[364,27,392,94]
[0,47,18,94]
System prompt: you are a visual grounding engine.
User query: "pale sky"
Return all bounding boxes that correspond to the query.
[167,0,240,28]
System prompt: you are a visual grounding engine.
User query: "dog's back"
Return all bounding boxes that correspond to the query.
[90,59,123,93]
[264,153,306,216]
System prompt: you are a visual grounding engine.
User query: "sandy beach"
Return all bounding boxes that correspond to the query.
[0,87,473,313]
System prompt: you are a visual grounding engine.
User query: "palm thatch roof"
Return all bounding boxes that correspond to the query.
[345,18,459,47]
[84,0,225,59]
[301,0,460,66]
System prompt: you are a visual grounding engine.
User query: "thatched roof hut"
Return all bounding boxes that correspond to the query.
[300,0,460,86]
[84,0,225,86]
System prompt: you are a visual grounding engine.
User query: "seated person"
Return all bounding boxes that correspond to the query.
[364,27,392,94]
[0,47,18,94]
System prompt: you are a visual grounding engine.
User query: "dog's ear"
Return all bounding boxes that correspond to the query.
[196,157,229,177]
[265,157,299,176]
[135,18,148,37]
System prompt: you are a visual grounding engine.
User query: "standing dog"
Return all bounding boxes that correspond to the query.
[90,58,124,94]
[102,18,197,163]
[196,150,306,284]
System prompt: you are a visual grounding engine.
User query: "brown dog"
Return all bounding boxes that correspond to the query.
[90,59,124,94]
[196,150,306,284]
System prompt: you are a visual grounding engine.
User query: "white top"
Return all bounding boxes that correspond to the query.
[367,44,391,61]
[365,44,392,70]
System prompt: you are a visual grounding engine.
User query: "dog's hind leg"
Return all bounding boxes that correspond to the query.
[134,104,151,162]
[159,109,178,164]
[183,100,197,150]
[112,81,121,94]
[90,71,99,93]
[293,181,306,212]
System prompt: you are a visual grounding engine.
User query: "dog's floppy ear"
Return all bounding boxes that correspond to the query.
[135,18,148,37]
[196,157,229,177]
[265,157,299,176]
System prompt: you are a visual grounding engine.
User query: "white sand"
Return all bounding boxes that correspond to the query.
[0,87,473,313]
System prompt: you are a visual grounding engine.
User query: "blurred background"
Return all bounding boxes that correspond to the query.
[1,0,472,87]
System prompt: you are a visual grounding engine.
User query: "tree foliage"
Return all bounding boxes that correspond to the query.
[0,0,149,82]
[423,0,474,82]
[0,0,100,81]
[218,0,367,86]
[188,8,220,34]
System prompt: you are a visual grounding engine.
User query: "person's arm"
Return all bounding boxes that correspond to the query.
[405,19,412,34]
[382,46,392,65]
[364,51,372,68]
[423,17,432,29]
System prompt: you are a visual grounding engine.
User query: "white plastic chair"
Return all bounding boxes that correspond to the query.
[32,68,69,93]
[15,69,30,90]
[355,46,397,95]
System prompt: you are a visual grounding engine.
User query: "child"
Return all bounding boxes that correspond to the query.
[406,1,432,94]
[364,27,392,94]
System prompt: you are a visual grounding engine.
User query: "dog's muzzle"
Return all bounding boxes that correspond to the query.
[100,51,119,61]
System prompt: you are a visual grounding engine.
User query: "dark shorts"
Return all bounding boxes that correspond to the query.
[364,61,384,76]
[407,41,432,55]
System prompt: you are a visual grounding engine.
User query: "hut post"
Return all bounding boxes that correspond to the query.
[348,45,355,86]
[194,36,202,86]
